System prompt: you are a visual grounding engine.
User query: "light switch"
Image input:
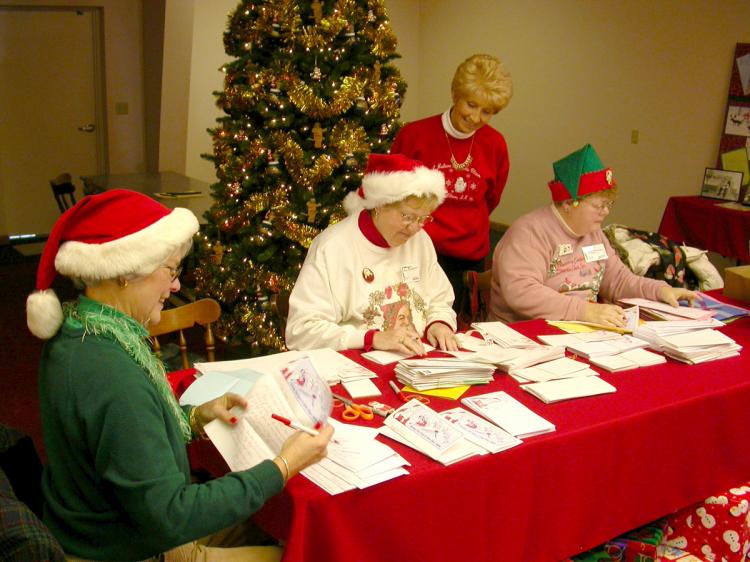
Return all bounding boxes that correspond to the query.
[631,129,639,144]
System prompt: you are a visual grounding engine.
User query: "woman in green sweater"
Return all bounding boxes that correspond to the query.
[26,190,333,561]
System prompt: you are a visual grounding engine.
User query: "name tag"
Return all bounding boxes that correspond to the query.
[401,265,420,284]
[558,243,573,256]
[581,243,607,263]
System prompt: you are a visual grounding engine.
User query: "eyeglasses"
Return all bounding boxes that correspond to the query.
[400,211,434,227]
[585,199,615,212]
[162,264,183,282]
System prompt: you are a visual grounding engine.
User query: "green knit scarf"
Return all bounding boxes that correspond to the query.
[64,296,192,442]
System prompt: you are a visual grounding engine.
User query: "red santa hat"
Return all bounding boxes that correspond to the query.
[26,189,199,339]
[343,153,446,215]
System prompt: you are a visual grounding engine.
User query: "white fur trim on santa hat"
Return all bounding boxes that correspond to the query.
[55,207,198,281]
[26,289,63,339]
[343,166,445,215]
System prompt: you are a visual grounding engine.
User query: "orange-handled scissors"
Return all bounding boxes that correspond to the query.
[332,393,375,422]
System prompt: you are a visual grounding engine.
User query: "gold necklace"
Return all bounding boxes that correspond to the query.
[444,131,475,171]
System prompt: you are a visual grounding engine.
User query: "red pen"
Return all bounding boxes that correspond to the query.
[389,380,408,403]
[270,413,319,436]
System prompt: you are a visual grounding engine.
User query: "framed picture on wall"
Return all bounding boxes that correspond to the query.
[701,168,743,201]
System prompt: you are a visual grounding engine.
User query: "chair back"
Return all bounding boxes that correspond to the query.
[148,298,221,370]
[50,173,77,213]
[271,291,290,334]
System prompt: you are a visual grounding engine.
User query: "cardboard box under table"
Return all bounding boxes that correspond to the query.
[724,266,750,303]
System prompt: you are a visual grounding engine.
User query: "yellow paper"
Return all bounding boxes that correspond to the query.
[721,148,750,186]
[402,385,471,400]
[546,320,629,334]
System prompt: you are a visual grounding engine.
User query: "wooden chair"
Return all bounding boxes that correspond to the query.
[49,173,77,213]
[148,298,221,370]
[270,291,290,333]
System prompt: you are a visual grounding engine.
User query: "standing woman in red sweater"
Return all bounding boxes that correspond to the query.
[391,53,513,315]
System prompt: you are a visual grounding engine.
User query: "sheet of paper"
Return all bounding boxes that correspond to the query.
[195,350,305,375]
[383,399,464,459]
[619,298,714,320]
[511,358,594,383]
[178,370,264,406]
[721,147,750,185]
[204,416,275,472]
[342,377,382,399]
[522,376,617,404]
[442,407,522,453]
[461,391,555,438]
[306,348,377,384]
[471,321,539,348]
[360,345,435,365]
[401,384,471,400]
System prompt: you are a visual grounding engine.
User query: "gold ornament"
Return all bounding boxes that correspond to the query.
[312,122,325,148]
[311,0,322,23]
[211,241,224,265]
[307,198,319,223]
[373,61,381,84]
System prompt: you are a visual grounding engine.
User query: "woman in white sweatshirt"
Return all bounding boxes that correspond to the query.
[286,153,458,355]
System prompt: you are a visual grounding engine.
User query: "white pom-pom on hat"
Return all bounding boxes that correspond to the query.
[343,153,446,215]
[26,289,64,340]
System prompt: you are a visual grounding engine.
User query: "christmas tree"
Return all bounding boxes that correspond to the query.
[193,0,406,355]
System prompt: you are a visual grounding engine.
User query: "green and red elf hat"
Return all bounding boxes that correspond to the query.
[548,144,616,202]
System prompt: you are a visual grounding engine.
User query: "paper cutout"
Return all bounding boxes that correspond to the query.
[720,147,749,187]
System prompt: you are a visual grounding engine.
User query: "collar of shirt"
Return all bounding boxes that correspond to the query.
[441,108,475,140]
[358,210,389,248]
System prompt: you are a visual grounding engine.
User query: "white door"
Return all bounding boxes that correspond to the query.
[0,7,106,237]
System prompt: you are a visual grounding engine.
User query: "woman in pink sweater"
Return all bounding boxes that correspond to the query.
[489,144,697,328]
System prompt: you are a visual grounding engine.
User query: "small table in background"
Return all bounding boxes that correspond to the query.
[81,171,213,222]
[658,195,750,263]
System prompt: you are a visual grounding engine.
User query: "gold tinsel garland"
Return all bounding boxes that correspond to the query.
[271,132,338,190]
[328,121,369,156]
[275,217,320,249]
[288,75,364,119]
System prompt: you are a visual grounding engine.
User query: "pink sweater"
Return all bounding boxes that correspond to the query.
[489,205,667,323]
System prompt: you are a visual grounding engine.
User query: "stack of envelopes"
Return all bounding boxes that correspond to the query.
[394,357,496,390]
[634,320,741,364]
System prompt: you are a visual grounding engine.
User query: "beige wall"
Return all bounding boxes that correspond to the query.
[159,0,196,173]
[411,0,750,232]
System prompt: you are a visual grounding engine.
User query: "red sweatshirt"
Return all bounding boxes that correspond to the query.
[391,114,510,261]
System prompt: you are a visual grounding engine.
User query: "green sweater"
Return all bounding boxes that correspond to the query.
[39,297,283,560]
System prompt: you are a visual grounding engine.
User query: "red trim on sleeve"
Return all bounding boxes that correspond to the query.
[364,329,378,351]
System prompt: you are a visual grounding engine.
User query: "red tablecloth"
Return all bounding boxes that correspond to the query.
[176,305,750,562]
[658,195,750,262]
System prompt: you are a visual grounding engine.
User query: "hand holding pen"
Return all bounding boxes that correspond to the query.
[270,414,334,484]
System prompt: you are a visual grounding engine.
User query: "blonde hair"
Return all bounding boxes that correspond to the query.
[382,193,439,212]
[451,54,513,113]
